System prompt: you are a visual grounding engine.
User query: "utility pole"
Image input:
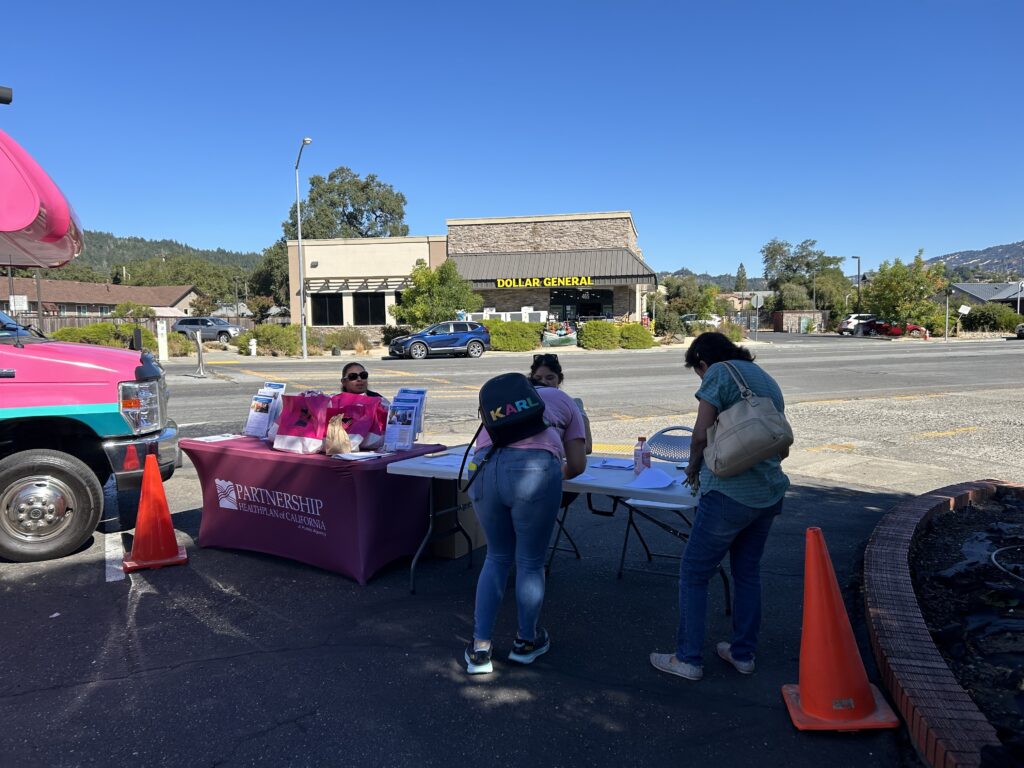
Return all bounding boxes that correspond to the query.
[852,256,862,313]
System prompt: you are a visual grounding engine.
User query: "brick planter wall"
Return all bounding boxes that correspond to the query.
[863,480,1024,767]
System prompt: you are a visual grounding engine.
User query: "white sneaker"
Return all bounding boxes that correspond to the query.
[650,652,703,680]
[716,642,755,674]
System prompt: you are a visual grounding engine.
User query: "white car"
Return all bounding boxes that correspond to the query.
[837,314,876,335]
[680,313,722,327]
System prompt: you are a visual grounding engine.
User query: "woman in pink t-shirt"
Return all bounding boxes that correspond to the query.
[464,376,587,675]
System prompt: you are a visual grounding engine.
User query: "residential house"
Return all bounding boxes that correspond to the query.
[0,277,199,318]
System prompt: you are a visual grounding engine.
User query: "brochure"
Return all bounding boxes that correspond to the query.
[244,395,275,437]
[383,402,419,451]
[394,387,427,435]
[192,433,244,443]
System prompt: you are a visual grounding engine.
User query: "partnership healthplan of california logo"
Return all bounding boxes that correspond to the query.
[215,479,238,509]
[214,478,326,534]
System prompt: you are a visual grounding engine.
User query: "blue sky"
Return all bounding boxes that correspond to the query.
[3,1,1022,276]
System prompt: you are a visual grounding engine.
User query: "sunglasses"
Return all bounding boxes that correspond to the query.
[344,371,369,381]
[533,353,559,363]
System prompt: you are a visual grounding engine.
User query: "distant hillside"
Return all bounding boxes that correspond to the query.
[81,231,262,272]
[661,268,768,291]
[927,240,1024,280]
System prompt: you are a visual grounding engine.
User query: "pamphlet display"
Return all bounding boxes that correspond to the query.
[244,381,287,438]
[384,387,427,452]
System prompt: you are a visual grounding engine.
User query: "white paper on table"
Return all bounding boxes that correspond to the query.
[330,452,389,461]
[596,458,634,469]
[424,453,466,467]
[572,471,599,483]
[192,433,244,443]
[625,467,676,489]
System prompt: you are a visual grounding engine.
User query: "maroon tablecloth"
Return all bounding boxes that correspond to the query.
[180,438,445,584]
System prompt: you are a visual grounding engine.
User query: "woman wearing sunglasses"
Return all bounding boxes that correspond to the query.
[340,362,390,407]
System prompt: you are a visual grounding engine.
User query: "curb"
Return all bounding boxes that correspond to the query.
[863,479,1024,767]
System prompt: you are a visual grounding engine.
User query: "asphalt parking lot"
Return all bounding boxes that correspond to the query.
[1,334,1021,767]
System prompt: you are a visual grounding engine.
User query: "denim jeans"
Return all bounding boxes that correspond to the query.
[469,448,563,643]
[675,491,783,665]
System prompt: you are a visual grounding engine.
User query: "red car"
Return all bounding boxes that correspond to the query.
[856,319,928,338]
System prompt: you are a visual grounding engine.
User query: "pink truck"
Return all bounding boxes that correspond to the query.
[1,121,178,562]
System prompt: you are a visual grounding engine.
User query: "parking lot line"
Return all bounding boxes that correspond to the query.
[916,427,979,438]
[105,534,126,582]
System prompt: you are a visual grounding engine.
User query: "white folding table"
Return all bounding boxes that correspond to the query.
[388,449,729,607]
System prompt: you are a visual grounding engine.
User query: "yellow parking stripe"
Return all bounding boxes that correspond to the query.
[804,443,857,453]
[590,442,633,455]
[916,427,978,438]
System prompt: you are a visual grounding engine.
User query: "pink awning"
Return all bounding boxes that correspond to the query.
[0,128,82,269]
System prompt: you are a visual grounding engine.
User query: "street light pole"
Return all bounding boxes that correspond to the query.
[851,256,862,313]
[295,137,312,359]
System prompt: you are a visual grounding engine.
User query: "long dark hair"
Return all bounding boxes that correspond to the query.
[684,332,754,369]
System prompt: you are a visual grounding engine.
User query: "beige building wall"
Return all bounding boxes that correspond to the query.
[287,235,446,325]
[446,211,641,257]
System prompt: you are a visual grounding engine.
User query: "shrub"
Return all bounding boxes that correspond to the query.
[482,319,543,351]
[961,302,1023,332]
[381,325,413,344]
[717,319,745,342]
[577,320,619,350]
[51,322,156,351]
[320,327,371,351]
[167,332,191,356]
[654,311,683,337]
[619,323,655,349]
[236,325,319,356]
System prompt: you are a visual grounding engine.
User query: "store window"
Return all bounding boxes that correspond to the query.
[311,293,343,326]
[548,288,613,322]
[353,292,386,326]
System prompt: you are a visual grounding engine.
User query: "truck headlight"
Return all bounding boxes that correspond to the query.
[119,380,164,434]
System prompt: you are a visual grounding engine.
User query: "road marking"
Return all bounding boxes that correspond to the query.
[917,427,979,438]
[804,443,857,453]
[105,534,126,582]
[176,422,210,428]
[207,361,242,365]
[237,370,321,389]
[593,442,630,454]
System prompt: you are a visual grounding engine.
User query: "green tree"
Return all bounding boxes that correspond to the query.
[735,263,748,292]
[289,166,410,240]
[664,274,701,315]
[864,250,947,328]
[250,241,290,307]
[189,295,218,317]
[389,260,482,328]
[246,295,276,324]
[761,238,843,293]
[776,282,813,310]
[117,254,247,304]
[112,301,156,319]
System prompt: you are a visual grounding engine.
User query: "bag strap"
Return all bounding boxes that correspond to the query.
[458,423,489,493]
[720,361,755,400]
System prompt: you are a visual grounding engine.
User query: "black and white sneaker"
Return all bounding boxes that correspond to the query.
[465,644,493,674]
[508,629,550,664]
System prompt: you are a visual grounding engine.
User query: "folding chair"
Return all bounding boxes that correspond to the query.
[545,492,582,573]
[613,426,731,614]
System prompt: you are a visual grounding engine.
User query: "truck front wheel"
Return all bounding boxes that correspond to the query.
[0,450,104,562]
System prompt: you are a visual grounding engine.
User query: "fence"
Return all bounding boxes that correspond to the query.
[10,314,257,335]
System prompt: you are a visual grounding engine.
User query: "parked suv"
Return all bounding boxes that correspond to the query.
[389,321,491,360]
[855,319,928,338]
[837,314,876,335]
[172,317,243,343]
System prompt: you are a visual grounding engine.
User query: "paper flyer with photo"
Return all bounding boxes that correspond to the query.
[383,402,419,451]
[394,387,427,434]
[262,381,287,396]
[243,395,275,437]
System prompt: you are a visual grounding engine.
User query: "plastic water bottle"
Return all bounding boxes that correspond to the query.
[634,436,650,475]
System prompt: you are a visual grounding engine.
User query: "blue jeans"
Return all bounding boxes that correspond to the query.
[675,490,783,665]
[469,448,563,643]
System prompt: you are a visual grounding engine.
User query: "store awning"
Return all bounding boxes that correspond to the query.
[0,128,83,269]
[448,248,657,289]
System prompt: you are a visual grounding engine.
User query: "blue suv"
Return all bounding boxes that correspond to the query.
[389,321,491,360]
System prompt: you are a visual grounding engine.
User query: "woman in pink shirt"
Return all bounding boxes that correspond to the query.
[464,375,587,675]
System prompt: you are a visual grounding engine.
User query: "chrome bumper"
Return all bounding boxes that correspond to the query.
[102,421,179,489]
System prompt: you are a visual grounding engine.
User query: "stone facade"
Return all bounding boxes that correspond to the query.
[447,213,640,256]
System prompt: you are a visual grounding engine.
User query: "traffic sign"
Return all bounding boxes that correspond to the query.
[9,294,28,312]
[751,294,764,309]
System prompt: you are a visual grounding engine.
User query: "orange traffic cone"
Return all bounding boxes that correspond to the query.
[782,527,899,731]
[122,453,188,572]
[123,444,140,472]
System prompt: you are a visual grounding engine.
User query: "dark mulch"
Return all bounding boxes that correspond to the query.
[909,491,1024,766]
